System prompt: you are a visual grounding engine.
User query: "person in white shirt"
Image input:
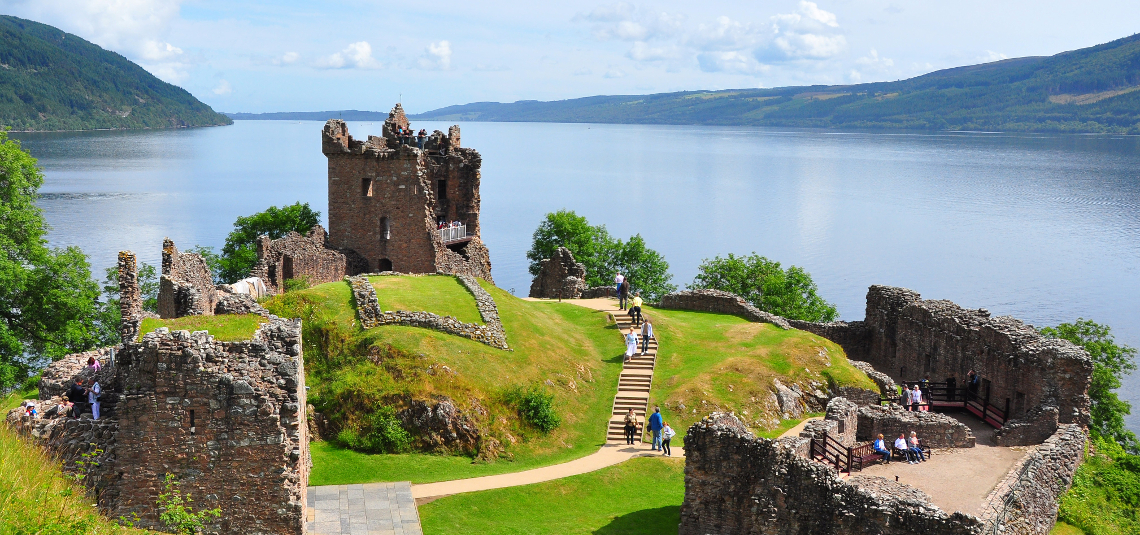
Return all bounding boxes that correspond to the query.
[660,422,676,456]
[614,272,624,295]
[625,329,638,361]
[87,381,102,420]
[640,319,653,354]
[895,433,917,464]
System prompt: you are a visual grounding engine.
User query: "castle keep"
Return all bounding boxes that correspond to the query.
[322,104,492,281]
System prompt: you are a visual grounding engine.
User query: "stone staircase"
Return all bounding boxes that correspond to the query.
[604,306,658,444]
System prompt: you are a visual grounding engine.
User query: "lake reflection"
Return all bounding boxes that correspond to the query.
[14,121,1140,432]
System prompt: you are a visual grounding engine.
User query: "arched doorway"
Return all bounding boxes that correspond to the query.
[377,258,393,272]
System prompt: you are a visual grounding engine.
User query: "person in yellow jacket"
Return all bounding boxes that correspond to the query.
[630,292,644,326]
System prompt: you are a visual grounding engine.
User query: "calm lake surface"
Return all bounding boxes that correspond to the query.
[13,120,1140,432]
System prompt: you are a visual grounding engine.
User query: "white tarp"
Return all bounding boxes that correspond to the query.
[230,277,270,299]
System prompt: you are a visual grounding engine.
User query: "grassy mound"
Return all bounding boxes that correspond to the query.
[370,275,483,324]
[265,277,624,484]
[419,456,684,535]
[137,314,265,342]
[1057,437,1139,535]
[0,424,153,534]
[641,305,877,443]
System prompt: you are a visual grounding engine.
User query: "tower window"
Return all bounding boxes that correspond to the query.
[437,180,447,200]
[361,178,373,197]
[381,216,390,240]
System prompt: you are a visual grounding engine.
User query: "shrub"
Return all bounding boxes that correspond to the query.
[504,386,561,433]
[283,277,312,293]
[157,473,221,534]
[336,407,412,454]
[1058,437,1140,534]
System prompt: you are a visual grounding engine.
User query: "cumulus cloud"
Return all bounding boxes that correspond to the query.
[759,1,846,61]
[316,41,381,69]
[0,0,192,82]
[604,68,625,78]
[576,3,684,42]
[691,16,766,51]
[212,79,232,95]
[697,51,768,74]
[273,51,300,65]
[627,41,679,61]
[418,40,452,70]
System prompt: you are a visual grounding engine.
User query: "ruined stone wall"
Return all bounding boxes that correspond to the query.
[786,319,871,362]
[324,114,492,281]
[110,319,309,534]
[861,286,1092,429]
[680,413,983,535]
[979,425,1086,535]
[529,247,587,299]
[157,238,218,318]
[659,289,792,328]
[254,225,347,292]
[119,251,142,341]
[856,404,976,448]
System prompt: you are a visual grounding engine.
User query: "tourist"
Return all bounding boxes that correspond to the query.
[661,421,675,456]
[909,384,922,411]
[614,272,624,295]
[640,318,653,354]
[873,433,891,463]
[908,431,926,462]
[67,379,86,418]
[895,433,917,464]
[86,379,102,420]
[417,129,427,149]
[618,281,629,310]
[648,407,663,451]
[967,370,979,399]
[625,329,638,361]
[630,291,643,326]
[88,355,101,372]
[623,409,638,445]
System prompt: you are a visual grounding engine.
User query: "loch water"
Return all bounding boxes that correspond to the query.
[13,120,1140,432]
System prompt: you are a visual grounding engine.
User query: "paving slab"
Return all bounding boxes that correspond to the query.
[305,482,422,535]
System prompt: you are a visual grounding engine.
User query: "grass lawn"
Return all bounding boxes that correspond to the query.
[641,305,877,444]
[0,426,155,534]
[267,279,626,485]
[137,314,266,341]
[370,275,483,324]
[1051,523,1086,535]
[419,456,684,535]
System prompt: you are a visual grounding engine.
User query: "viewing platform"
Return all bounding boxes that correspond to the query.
[440,224,471,245]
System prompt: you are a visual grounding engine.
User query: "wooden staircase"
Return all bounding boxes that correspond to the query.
[604,305,659,444]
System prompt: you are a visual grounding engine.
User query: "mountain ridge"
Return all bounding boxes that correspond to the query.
[0,15,231,131]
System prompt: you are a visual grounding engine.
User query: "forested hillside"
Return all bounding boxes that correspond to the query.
[0,15,231,131]
[414,34,1140,133]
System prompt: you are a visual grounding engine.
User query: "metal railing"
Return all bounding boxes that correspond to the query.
[440,224,466,243]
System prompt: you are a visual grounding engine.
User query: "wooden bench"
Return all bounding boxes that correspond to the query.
[850,442,889,470]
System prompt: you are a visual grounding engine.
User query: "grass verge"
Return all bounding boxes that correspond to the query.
[1057,437,1139,535]
[419,456,684,535]
[640,305,877,443]
[369,275,484,324]
[137,314,265,342]
[0,425,153,534]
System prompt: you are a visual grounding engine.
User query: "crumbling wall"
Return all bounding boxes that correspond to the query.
[529,247,588,299]
[980,425,1086,535]
[119,251,142,342]
[857,404,976,448]
[861,286,1092,428]
[157,238,218,318]
[659,289,791,328]
[680,412,983,535]
[253,225,347,292]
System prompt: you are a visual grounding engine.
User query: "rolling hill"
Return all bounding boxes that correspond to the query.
[412,33,1140,134]
[0,15,231,131]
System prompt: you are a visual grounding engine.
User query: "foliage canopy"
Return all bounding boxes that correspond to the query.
[218,202,321,283]
[689,253,838,322]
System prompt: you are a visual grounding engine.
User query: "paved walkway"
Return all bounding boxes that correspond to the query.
[305,482,422,535]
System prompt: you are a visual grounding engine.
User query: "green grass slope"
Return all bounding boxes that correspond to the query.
[371,275,484,324]
[0,15,232,131]
[413,33,1140,133]
[641,306,876,443]
[137,314,266,342]
[419,456,684,535]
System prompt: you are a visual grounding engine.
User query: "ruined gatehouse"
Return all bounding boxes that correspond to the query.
[322,104,493,280]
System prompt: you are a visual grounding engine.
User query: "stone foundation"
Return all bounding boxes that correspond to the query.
[857,404,976,448]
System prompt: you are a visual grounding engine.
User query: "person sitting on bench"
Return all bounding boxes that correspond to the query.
[873,434,891,463]
[908,431,927,462]
[895,433,918,464]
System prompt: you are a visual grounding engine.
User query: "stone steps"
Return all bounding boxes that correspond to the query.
[602,306,659,444]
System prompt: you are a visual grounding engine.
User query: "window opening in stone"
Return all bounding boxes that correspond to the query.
[381,216,390,240]
[437,179,447,200]
[378,258,393,272]
[362,178,373,197]
[189,409,196,434]
[283,255,294,281]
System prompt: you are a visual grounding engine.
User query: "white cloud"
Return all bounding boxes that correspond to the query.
[212,79,232,95]
[273,51,300,65]
[691,16,766,51]
[418,40,452,70]
[760,1,847,61]
[981,50,1009,62]
[604,68,625,78]
[577,3,684,42]
[627,41,678,61]
[316,41,381,69]
[698,51,769,74]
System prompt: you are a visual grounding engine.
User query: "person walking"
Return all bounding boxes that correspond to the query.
[623,409,638,445]
[618,281,629,310]
[614,272,624,295]
[648,406,663,451]
[86,380,102,420]
[625,329,638,361]
[895,433,917,464]
[630,291,643,326]
[908,431,927,462]
[661,421,675,456]
[640,318,653,355]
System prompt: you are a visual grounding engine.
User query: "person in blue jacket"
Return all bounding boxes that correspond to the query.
[873,433,891,463]
[648,406,663,451]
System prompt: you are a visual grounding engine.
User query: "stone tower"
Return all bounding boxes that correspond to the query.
[322,104,492,281]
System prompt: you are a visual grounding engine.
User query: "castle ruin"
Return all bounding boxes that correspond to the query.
[322,104,493,281]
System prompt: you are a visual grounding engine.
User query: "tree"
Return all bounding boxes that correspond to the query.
[525,210,616,288]
[0,132,102,389]
[93,263,159,346]
[689,253,838,322]
[609,235,676,301]
[218,202,321,283]
[1040,319,1138,452]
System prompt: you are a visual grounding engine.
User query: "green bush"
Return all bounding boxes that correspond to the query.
[336,407,413,454]
[1058,437,1140,535]
[504,386,561,433]
[283,277,312,293]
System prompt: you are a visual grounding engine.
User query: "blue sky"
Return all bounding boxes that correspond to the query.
[1,0,1136,113]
